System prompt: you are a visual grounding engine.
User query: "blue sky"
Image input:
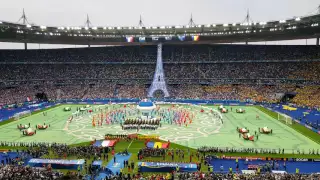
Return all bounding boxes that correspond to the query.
[0,0,319,49]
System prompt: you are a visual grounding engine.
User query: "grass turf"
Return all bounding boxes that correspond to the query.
[0,104,319,153]
[256,105,320,144]
[0,103,319,162]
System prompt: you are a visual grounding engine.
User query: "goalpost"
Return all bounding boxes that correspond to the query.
[13,110,32,121]
[277,112,293,125]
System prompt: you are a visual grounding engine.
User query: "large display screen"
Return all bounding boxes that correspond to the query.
[124,35,200,43]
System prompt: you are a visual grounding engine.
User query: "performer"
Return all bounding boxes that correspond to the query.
[92,116,96,127]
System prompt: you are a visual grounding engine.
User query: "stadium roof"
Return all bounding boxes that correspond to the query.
[0,12,319,45]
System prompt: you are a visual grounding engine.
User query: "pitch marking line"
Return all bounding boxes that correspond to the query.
[127,139,134,149]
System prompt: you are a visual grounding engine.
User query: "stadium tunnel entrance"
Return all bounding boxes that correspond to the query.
[281,92,297,103]
[35,92,48,101]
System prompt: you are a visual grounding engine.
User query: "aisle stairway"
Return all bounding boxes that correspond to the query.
[92,153,132,180]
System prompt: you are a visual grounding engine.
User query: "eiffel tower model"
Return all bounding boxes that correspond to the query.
[147,44,170,98]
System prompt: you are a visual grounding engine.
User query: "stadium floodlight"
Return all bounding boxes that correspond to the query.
[280,20,286,23]
[40,26,46,29]
[84,26,89,30]
[259,22,267,25]
[175,25,181,28]
[92,27,97,30]
[49,32,53,36]
[232,23,236,26]
[295,17,301,21]
[26,24,31,28]
[160,26,165,29]
[223,24,228,27]
[117,26,122,29]
[197,25,201,28]
[108,27,113,30]
[206,24,211,27]
[186,25,190,28]
[0,21,2,24]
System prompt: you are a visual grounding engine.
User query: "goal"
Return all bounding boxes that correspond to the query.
[13,110,32,120]
[277,112,293,125]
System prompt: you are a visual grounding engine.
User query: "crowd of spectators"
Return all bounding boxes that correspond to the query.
[138,148,166,158]
[0,165,63,180]
[198,146,286,155]
[0,45,319,108]
[291,85,320,108]
[95,171,320,180]
[0,84,319,108]
[1,62,318,81]
[0,45,319,62]
[50,144,106,159]
[174,172,320,180]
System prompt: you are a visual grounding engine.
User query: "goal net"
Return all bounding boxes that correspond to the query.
[277,112,293,125]
[13,110,32,121]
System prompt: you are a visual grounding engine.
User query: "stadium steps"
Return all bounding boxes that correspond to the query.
[81,87,90,99]
[113,86,119,97]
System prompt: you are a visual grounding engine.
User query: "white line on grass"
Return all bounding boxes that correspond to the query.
[127,139,133,149]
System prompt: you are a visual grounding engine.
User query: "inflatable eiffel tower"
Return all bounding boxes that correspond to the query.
[147,44,170,98]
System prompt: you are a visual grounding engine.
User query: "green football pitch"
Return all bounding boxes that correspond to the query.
[0,104,319,153]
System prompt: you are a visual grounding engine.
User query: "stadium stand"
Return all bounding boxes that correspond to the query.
[0,45,319,108]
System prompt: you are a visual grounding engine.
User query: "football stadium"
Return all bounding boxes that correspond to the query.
[0,1,320,179]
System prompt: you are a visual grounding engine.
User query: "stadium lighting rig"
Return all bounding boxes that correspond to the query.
[138,15,144,27]
[0,6,319,45]
[188,13,196,27]
[17,8,29,25]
